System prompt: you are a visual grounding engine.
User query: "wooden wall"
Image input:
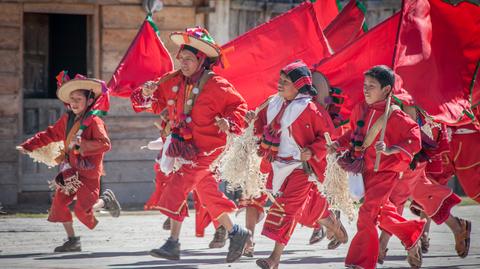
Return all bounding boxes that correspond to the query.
[0,3,22,205]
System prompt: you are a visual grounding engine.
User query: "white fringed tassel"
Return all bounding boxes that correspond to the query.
[25,141,64,168]
[322,133,355,222]
[211,124,266,198]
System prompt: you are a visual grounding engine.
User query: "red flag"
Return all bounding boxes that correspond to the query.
[215,1,334,108]
[394,0,480,125]
[315,13,401,118]
[108,15,173,98]
[324,0,367,52]
[312,0,341,29]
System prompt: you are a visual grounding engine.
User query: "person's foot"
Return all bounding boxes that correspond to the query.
[163,218,171,230]
[453,217,471,258]
[327,238,342,250]
[377,247,388,264]
[309,227,326,245]
[209,226,227,248]
[226,225,251,263]
[407,241,422,269]
[100,189,121,218]
[149,237,180,260]
[320,211,348,244]
[243,237,255,257]
[256,257,279,269]
[54,236,81,252]
[420,233,430,254]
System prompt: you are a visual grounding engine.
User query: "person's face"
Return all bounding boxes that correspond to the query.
[278,73,298,101]
[178,50,201,77]
[363,75,390,104]
[69,90,93,115]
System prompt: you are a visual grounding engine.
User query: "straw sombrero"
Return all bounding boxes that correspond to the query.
[57,79,102,104]
[170,27,221,58]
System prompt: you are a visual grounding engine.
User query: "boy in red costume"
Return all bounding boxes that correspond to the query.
[130,27,249,263]
[252,60,348,269]
[329,65,425,269]
[17,74,121,252]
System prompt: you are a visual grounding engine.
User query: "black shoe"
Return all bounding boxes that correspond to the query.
[149,238,180,260]
[101,189,121,218]
[226,226,251,263]
[309,227,326,245]
[209,226,227,248]
[54,236,81,252]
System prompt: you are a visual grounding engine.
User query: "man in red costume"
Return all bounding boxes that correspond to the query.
[17,74,121,252]
[130,27,250,263]
[252,60,348,269]
[329,65,425,269]
[377,106,471,264]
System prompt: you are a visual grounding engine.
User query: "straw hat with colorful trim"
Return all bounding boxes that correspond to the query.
[170,27,221,58]
[56,78,103,104]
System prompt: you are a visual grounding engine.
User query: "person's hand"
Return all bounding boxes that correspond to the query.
[69,136,82,149]
[326,141,339,154]
[245,110,256,124]
[215,117,230,133]
[375,141,398,156]
[300,148,312,161]
[142,81,157,97]
[16,146,28,154]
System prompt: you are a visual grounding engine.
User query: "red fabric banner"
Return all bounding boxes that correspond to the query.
[107,16,173,98]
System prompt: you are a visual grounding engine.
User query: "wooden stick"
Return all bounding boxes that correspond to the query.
[324,132,333,146]
[374,93,392,172]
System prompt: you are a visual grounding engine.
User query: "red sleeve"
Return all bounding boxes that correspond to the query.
[21,114,67,152]
[130,84,167,114]
[336,104,361,148]
[388,111,422,163]
[253,104,268,137]
[306,104,334,161]
[219,82,248,135]
[79,117,111,157]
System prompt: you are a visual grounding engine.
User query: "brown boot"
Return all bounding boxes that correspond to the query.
[209,226,227,249]
[454,217,471,258]
[319,211,348,244]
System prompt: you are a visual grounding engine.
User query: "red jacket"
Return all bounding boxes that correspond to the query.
[254,99,335,181]
[131,71,248,154]
[21,114,111,181]
[337,100,421,173]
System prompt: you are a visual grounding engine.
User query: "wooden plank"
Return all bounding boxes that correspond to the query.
[105,116,159,139]
[0,140,19,162]
[23,3,96,15]
[0,27,20,50]
[0,162,17,185]
[102,50,124,73]
[0,74,19,95]
[0,50,18,73]
[102,5,195,30]
[0,117,18,139]
[102,29,137,52]
[0,94,20,116]
[104,138,157,161]
[0,3,21,27]
[102,160,156,183]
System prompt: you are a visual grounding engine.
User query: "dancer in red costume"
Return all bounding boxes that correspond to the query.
[17,73,121,252]
[329,66,425,269]
[130,27,249,262]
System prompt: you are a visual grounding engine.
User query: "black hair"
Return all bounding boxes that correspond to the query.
[77,89,95,100]
[364,65,395,89]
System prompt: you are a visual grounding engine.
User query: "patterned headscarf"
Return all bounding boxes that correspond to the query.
[281,60,317,96]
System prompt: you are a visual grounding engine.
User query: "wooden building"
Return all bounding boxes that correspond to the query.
[0,0,404,207]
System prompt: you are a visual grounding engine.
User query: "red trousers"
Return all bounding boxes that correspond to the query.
[262,169,320,245]
[450,131,480,202]
[158,152,237,222]
[144,163,171,210]
[297,185,331,228]
[345,171,425,269]
[48,176,100,229]
[390,163,461,224]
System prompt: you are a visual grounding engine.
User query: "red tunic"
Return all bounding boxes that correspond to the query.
[21,113,110,229]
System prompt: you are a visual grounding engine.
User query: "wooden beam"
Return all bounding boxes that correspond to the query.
[23,3,96,15]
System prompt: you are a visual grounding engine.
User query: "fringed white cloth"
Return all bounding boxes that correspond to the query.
[210,124,267,198]
[322,151,356,222]
[25,141,64,168]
